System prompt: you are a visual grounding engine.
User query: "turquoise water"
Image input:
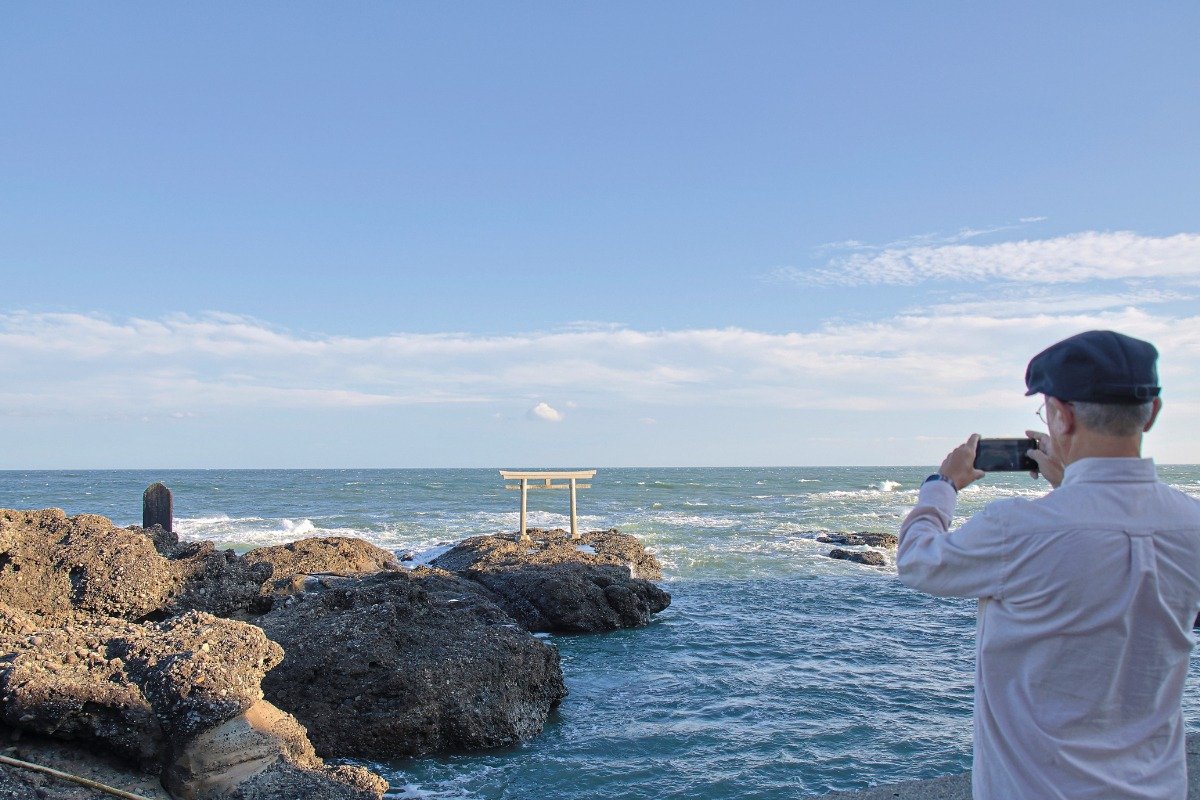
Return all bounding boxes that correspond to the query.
[3,466,1200,798]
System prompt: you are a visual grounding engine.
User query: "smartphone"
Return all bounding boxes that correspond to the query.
[974,438,1038,472]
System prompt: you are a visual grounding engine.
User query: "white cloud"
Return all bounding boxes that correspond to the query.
[784,231,1200,286]
[529,402,564,422]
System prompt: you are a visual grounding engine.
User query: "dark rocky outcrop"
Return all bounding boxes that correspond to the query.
[243,536,402,600]
[0,607,384,798]
[817,532,898,548]
[432,528,671,633]
[257,568,566,759]
[828,548,887,567]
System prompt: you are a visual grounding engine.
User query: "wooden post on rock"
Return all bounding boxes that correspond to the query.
[143,482,173,533]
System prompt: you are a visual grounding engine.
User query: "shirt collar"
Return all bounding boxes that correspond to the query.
[1061,457,1157,486]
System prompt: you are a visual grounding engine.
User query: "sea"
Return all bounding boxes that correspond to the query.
[4,465,1200,799]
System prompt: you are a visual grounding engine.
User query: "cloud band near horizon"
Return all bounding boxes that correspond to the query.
[1,307,1197,420]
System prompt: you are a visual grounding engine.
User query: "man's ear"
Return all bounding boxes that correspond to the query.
[1049,397,1076,436]
[1144,397,1163,432]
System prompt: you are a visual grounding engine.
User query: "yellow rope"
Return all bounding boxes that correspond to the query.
[0,753,157,800]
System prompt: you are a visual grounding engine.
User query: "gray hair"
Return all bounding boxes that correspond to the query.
[1072,401,1155,437]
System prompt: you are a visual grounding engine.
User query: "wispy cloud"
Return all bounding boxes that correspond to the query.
[783,231,1200,286]
[814,220,1034,254]
[914,286,1192,318]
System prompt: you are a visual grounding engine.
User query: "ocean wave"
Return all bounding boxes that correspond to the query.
[815,488,919,500]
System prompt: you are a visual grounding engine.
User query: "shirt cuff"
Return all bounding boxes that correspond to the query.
[917,478,958,517]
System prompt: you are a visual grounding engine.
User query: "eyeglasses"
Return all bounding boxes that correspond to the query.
[1036,400,1073,424]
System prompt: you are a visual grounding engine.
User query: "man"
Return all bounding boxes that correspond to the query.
[897,330,1200,799]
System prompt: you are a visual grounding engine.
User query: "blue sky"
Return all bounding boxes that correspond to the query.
[2,3,1198,468]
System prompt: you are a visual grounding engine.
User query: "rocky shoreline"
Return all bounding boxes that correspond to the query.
[0,510,671,798]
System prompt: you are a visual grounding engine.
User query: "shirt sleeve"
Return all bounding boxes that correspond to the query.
[896,480,1007,599]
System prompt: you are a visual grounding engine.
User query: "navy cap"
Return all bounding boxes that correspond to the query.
[1025,330,1160,404]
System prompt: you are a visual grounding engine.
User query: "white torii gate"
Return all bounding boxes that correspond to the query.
[500,469,596,543]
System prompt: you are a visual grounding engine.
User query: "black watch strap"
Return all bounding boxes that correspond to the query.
[923,473,958,492]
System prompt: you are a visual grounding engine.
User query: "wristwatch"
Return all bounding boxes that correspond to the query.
[923,473,958,492]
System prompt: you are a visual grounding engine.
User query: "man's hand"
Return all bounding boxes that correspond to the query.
[1024,429,1064,488]
[939,434,986,491]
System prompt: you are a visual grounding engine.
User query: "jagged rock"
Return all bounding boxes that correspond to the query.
[0,609,384,798]
[0,510,175,625]
[0,509,272,624]
[257,568,566,759]
[162,542,275,620]
[828,548,887,567]
[432,528,671,633]
[817,532,899,548]
[244,536,402,598]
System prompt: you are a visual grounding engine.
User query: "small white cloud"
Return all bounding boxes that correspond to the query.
[1020,216,1048,223]
[639,417,658,425]
[528,402,564,422]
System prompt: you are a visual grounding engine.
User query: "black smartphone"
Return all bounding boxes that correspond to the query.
[973,438,1038,472]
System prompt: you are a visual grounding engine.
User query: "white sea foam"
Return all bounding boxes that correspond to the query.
[644,511,740,529]
[281,518,318,537]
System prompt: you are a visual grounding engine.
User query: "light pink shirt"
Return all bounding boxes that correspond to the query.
[898,458,1200,800]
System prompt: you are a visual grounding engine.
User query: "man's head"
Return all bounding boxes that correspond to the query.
[1026,330,1162,461]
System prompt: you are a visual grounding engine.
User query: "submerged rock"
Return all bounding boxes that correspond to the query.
[828,548,887,567]
[817,532,898,548]
[257,568,566,759]
[432,528,671,633]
